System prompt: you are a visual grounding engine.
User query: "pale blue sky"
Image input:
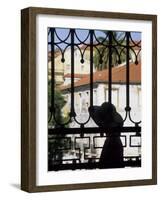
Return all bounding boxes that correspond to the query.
[48,27,141,50]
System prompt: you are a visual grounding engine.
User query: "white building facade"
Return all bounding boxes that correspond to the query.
[59,62,141,161]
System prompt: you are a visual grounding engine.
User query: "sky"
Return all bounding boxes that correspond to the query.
[48,27,141,50]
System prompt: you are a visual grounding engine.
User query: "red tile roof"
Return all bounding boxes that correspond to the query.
[64,73,88,78]
[59,62,141,91]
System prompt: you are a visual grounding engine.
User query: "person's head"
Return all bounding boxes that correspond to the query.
[101,102,116,114]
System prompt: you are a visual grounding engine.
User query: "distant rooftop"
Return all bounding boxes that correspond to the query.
[59,62,141,91]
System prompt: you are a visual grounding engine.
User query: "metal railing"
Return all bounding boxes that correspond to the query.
[48,28,141,171]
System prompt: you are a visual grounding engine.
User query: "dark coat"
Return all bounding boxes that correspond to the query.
[89,102,124,168]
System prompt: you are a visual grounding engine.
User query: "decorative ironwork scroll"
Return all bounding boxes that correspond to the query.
[48,28,141,171]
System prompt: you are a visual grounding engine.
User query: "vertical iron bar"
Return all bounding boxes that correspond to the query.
[108,31,113,103]
[90,30,94,107]
[126,32,130,109]
[70,29,75,116]
[50,28,55,113]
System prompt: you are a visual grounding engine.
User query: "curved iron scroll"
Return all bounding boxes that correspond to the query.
[48,27,142,170]
[48,28,141,127]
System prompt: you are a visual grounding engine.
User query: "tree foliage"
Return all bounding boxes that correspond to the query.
[48,81,70,169]
[94,31,126,70]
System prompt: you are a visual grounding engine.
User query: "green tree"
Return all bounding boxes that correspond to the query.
[48,81,70,170]
[94,31,126,70]
[48,86,68,126]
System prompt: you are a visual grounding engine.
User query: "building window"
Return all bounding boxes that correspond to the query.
[81,65,84,72]
[138,87,141,107]
[79,93,82,112]
[105,88,119,109]
[93,90,97,105]
[82,99,87,113]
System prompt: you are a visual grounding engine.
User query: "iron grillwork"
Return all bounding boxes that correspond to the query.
[48,28,141,171]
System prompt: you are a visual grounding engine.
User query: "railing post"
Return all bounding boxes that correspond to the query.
[90,30,94,107]
[108,31,113,103]
[70,29,76,117]
[50,28,55,115]
[125,32,130,110]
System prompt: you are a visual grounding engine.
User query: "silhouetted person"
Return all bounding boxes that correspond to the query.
[89,102,124,168]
